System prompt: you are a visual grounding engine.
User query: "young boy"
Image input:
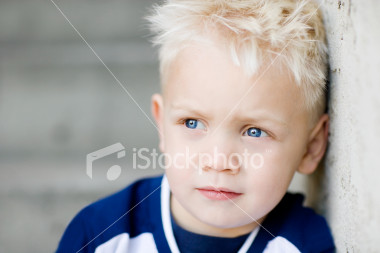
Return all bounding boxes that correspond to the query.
[57,0,334,252]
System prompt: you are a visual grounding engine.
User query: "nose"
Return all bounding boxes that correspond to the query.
[200,133,241,175]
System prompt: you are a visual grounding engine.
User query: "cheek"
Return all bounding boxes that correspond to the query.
[248,147,299,190]
[164,140,197,189]
[263,137,305,169]
[164,129,202,168]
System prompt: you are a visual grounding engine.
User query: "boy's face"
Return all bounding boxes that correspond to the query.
[152,42,328,237]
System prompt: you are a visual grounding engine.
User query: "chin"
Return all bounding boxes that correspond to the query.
[195,210,253,229]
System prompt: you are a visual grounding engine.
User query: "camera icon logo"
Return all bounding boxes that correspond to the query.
[86,143,126,181]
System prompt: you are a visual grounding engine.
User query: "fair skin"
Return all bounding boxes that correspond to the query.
[151,41,329,238]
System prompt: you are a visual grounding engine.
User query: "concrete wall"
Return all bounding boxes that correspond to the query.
[319,0,380,251]
[0,0,379,252]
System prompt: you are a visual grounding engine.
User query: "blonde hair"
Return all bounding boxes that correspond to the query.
[146,0,328,116]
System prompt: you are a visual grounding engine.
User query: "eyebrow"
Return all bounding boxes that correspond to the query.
[170,102,210,118]
[170,102,289,129]
[236,110,288,127]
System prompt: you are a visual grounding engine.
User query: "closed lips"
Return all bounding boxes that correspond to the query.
[197,187,242,200]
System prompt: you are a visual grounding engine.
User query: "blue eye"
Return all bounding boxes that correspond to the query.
[245,127,268,138]
[185,119,206,130]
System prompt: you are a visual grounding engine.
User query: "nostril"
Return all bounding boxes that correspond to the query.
[198,152,213,167]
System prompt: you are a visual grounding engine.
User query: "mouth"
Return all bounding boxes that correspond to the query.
[196,186,242,201]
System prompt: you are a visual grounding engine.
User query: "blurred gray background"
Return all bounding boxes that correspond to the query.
[0,0,164,252]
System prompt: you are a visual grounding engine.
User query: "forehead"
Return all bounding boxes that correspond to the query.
[163,43,306,126]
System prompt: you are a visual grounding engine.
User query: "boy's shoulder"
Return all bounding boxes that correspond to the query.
[82,174,163,214]
[77,174,163,226]
[56,175,164,253]
[255,193,335,253]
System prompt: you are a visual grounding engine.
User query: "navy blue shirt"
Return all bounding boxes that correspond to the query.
[56,175,335,252]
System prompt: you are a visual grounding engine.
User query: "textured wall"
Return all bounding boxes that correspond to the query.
[320,0,380,251]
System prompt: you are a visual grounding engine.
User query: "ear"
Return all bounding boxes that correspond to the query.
[151,93,165,152]
[297,114,329,174]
